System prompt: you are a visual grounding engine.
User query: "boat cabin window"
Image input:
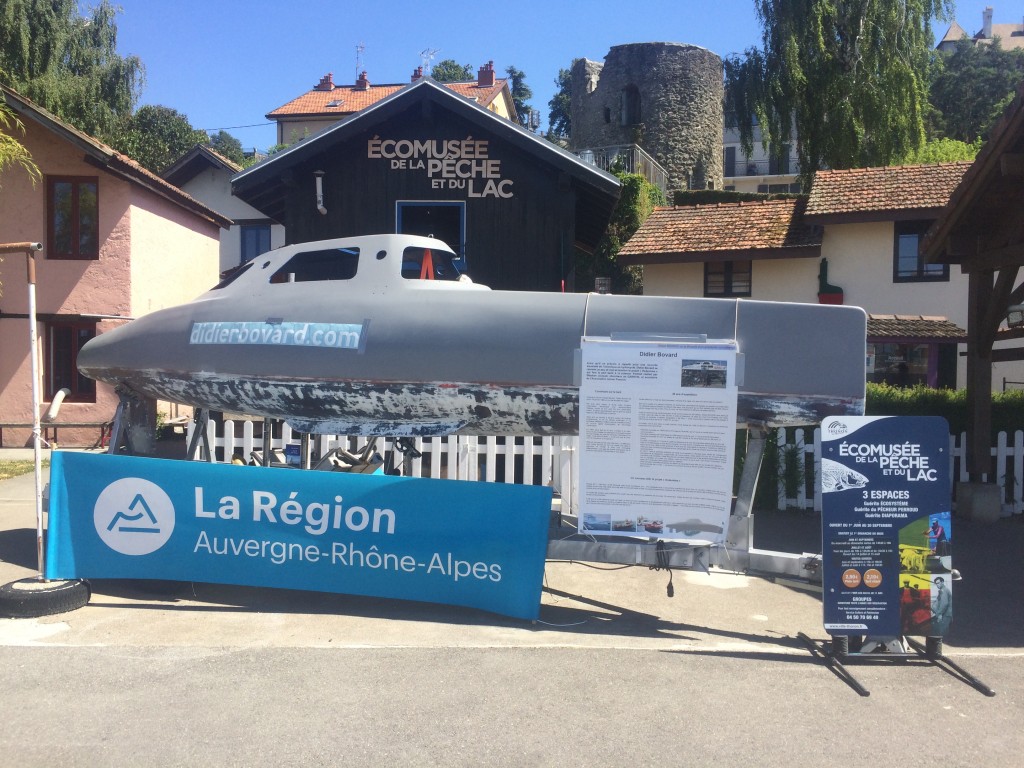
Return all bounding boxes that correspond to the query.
[270,247,359,283]
[401,246,462,281]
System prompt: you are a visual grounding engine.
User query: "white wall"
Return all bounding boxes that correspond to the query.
[177,166,285,273]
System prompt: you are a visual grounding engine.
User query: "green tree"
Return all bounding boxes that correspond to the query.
[208,130,245,166]
[547,66,572,141]
[930,39,1024,143]
[504,65,533,127]
[430,59,473,83]
[0,0,144,141]
[897,136,982,164]
[0,101,39,187]
[724,1,952,186]
[581,171,665,295]
[110,105,207,174]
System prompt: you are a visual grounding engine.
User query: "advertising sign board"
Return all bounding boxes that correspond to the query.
[45,452,552,620]
[579,337,738,543]
[821,416,952,637]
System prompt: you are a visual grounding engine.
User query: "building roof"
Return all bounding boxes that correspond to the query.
[1,85,231,229]
[805,163,971,223]
[982,22,1024,50]
[938,20,969,46]
[867,314,967,341]
[161,143,242,187]
[938,8,1024,52]
[617,197,821,265]
[922,79,1024,267]
[234,77,620,249]
[268,70,512,120]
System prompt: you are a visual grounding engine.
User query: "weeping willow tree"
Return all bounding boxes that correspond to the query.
[0,101,38,186]
[0,0,143,141]
[725,1,953,186]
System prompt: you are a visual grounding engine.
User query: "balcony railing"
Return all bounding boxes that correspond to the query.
[723,157,799,178]
[572,144,669,194]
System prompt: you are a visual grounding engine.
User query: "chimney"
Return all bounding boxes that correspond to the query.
[983,6,993,38]
[356,70,370,91]
[411,66,423,82]
[314,72,334,91]
[477,60,495,87]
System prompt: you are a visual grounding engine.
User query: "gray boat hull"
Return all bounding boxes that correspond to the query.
[78,235,867,436]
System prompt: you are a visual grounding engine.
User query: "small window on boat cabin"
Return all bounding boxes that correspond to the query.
[401,246,462,281]
[270,247,359,283]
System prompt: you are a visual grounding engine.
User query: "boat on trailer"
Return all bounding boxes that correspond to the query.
[77,233,866,436]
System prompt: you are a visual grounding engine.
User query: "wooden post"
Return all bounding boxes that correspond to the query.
[967,269,994,481]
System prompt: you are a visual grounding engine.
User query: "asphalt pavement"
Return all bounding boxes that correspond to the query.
[1,453,1022,767]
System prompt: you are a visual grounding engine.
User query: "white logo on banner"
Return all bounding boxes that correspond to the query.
[93,478,175,555]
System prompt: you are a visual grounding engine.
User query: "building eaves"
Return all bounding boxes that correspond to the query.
[234,77,619,216]
[1,86,232,229]
[161,143,242,187]
[922,79,1024,264]
[867,314,967,341]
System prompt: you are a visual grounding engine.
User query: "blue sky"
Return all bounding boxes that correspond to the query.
[111,0,1006,153]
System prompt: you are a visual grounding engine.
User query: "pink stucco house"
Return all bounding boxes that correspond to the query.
[0,86,230,447]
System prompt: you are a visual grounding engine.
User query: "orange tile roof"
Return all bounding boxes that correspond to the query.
[268,77,508,118]
[806,163,971,220]
[618,198,821,264]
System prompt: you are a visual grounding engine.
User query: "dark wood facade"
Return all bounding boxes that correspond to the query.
[233,78,621,292]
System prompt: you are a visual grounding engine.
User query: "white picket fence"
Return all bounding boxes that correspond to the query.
[775,428,1024,517]
[187,419,1024,517]
[187,418,580,511]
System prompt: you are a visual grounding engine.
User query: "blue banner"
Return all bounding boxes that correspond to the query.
[821,416,952,637]
[46,452,552,620]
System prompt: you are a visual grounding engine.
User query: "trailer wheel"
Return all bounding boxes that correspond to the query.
[925,636,943,659]
[0,578,90,618]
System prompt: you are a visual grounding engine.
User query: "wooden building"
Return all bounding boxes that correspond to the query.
[232,77,621,292]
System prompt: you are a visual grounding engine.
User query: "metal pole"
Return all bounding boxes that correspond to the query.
[27,247,45,579]
[7,244,48,579]
[1,243,44,578]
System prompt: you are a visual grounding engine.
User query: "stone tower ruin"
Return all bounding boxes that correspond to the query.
[570,42,723,193]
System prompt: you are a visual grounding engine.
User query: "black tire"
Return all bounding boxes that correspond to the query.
[830,634,849,658]
[0,578,90,618]
[925,636,943,659]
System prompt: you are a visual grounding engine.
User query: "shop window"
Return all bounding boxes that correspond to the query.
[867,342,930,387]
[46,321,96,401]
[396,201,465,269]
[704,260,751,297]
[894,221,948,282]
[240,223,272,264]
[47,177,98,259]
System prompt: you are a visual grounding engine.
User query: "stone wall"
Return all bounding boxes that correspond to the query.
[570,43,723,193]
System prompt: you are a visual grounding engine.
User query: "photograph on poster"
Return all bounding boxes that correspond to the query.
[579,339,738,543]
[897,509,953,636]
[679,359,728,388]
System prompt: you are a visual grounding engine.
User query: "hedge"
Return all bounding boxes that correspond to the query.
[865,382,1024,438]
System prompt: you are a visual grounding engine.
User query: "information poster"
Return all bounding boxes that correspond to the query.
[579,337,738,543]
[821,416,952,637]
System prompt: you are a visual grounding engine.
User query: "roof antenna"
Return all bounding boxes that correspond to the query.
[420,47,440,75]
[355,42,365,81]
